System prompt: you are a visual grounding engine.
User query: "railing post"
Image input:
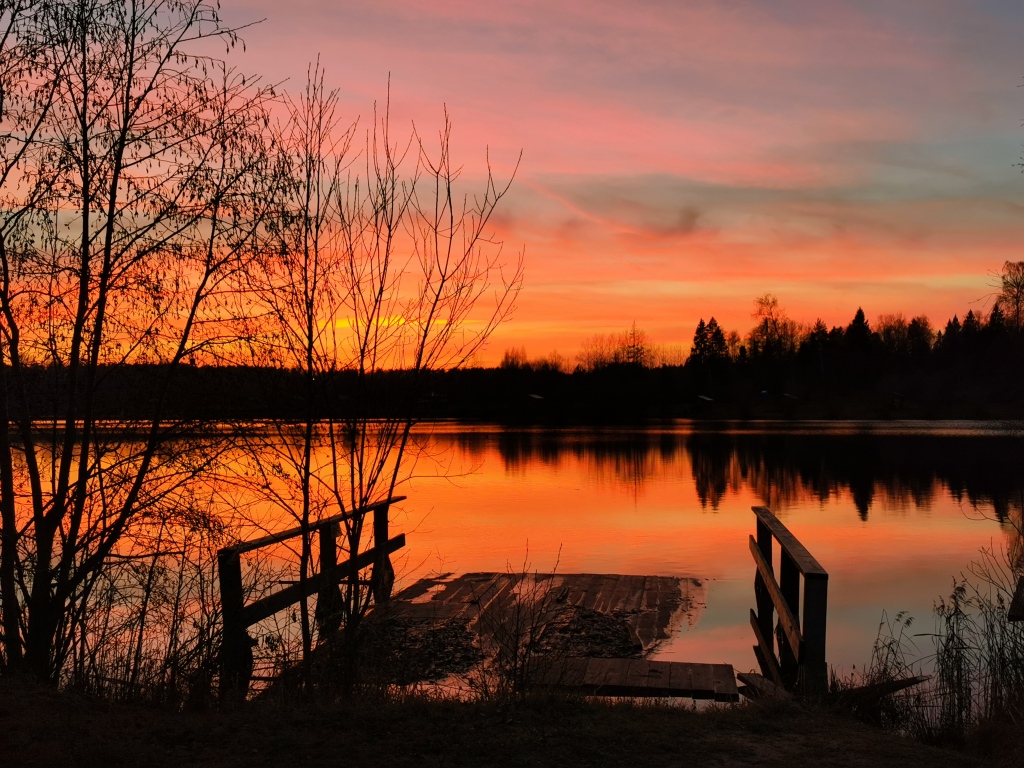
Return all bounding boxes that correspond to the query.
[315,523,343,635]
[215,497,407,693]
[778,550,801,688]
[750,506,829,695]
[217,548,252,699]
[371,502,394,604]
[801,574,828,694]
[754,517,775,660]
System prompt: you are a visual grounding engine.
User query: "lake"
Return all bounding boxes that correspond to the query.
[385,421,1024,677]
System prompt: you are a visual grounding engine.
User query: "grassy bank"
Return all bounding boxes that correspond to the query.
[1,679,1002,768]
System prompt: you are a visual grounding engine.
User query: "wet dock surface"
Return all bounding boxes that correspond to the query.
[385,572,736,700]
[392,572,706,652]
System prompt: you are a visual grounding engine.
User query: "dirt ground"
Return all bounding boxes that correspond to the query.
[2,678,1013,768]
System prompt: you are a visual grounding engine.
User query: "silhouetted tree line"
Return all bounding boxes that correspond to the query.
[24,289,1024,424]
[465,269,1024,422]
[12,268,1024,426]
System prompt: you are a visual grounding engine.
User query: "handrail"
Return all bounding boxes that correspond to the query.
[219,496,406,555]
[749,536,803,660]
[751,506,827,576]
[241,535,405,626]
[749,506,828,694]
[217,496,407,697]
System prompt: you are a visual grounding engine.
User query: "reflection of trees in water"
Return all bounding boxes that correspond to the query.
[707,434,937,520]
[464,431,689,492]
[700,433,1024,523]
[687,434,734,509]
[484,429,1024,524]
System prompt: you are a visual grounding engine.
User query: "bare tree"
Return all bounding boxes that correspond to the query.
[574,324,653,371]
[997,261,1024,331]
[617,321,650,366]
[0,0,274,680]
[748,293,800,359]
[0,0,64,679]
[575,333,616,371]
[235,70,522,690]
[877,313,909,357]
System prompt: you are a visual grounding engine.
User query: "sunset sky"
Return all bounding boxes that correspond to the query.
[231,0,1024,363]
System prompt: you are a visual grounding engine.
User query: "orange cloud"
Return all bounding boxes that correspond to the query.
[222,1,1024,362]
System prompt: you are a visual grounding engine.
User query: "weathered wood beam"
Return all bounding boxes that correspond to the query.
[241,535,405,627]
[531,658,739,702]
[749,535,803,662]
[841,674,931,700]
[749,608,784,684]
[801,571,829,694]
[751,506,827,577]
[737,671,792,700]
[220,497,407,556]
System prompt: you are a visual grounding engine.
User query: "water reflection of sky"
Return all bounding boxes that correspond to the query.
[393,422,1023,676]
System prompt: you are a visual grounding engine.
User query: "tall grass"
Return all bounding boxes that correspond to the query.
[464,555,565,702]
[856,538,1024,745]
[60,507,228,708]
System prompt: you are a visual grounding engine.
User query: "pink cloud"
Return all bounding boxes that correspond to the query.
[218,1,1024,362]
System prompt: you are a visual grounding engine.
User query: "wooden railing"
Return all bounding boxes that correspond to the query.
[217,496,406,696]
[749,506,828,694]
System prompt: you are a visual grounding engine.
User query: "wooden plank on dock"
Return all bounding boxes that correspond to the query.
[532,656,589,688]
[667,661,691,693]
[611,575,645,613]
[392,573,453,603]
[712,664,738,700]
[634,610,659,650]
[533,658,738,702]
[591,574,622,613]
[383,571,725,698]
[583,657,624,690]
[626,659,668,693]
[448,573,500,608]
[391,572,705,646]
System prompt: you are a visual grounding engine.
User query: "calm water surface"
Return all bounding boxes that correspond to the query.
[385,421,1024,676]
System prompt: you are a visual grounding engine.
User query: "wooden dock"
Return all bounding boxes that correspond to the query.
[387,571,738,701]
[390,571,706,653]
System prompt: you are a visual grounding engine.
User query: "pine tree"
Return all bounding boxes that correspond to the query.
[845,308,872,352]
[707,317,729,361]
[988,304,1006,334]
[689,319,709,364]
[907,316,934,358]
[962,310,980,336]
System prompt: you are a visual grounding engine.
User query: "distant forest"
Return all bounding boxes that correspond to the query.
[450,307,1023,422]
[28,273,1024,424]
[472,283,1024,421]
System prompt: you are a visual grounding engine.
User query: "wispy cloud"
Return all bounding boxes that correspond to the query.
[227,0,1024,358]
